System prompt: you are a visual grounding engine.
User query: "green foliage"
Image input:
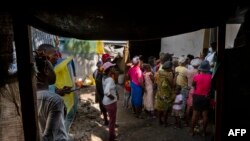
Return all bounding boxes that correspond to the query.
[64,39,97,55]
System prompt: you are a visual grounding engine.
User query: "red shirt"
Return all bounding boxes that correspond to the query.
[124,80,131,92]
[193,73,212,96]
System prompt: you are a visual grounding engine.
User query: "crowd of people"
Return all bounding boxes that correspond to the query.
[0,40,217,141]
[90,43,217,140]
[121,43,217,137]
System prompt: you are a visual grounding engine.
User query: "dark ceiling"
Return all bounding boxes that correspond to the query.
[13,3,249,40]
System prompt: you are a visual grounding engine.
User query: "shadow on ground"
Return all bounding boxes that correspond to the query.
[69,86,109,141]
[70,85,214,141]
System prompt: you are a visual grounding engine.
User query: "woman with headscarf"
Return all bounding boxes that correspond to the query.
[185,58,201,126]
[128,56,144,118]
[175,56,188,117]
[154,61,175,126]
[175,56,188,88]
[143,64,155,118]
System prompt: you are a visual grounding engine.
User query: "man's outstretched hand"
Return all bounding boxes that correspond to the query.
[56,86,72,96]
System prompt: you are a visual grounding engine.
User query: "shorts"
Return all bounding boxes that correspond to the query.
[192,94,209,112]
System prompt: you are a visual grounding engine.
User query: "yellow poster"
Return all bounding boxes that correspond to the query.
[96,40,104,54]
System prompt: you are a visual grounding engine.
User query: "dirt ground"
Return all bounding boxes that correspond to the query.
[69,85,214,141]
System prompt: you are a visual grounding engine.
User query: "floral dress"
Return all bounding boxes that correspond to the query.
[154,70,175,112]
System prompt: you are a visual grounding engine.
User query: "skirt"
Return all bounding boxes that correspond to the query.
[130,81,143,107]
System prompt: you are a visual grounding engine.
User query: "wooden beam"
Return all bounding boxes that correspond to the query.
[215,25,225,141]
[203,29,210,49]
[13,14,39,141]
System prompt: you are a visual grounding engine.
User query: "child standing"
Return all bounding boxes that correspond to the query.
[172,85,183,128]
[124,63,133,109]
[124,80,131,108]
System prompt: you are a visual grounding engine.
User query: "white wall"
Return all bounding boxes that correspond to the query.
[225,24,241,48]
[161,29,205,57]
[160,25,241,57]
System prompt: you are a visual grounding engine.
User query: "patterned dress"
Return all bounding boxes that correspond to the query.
[154,70,175,112]
[143,72,154,111]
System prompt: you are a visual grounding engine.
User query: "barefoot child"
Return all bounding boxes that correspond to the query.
[172,85,183,128]
[124,79,131,108]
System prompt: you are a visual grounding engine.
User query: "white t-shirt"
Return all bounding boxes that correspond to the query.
[173,94,183,110]
[102,76,118,105]
[187,64,194,70]
[205,52,215,65]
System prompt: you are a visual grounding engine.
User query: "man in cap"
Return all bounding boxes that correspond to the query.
[93,60,109,125]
